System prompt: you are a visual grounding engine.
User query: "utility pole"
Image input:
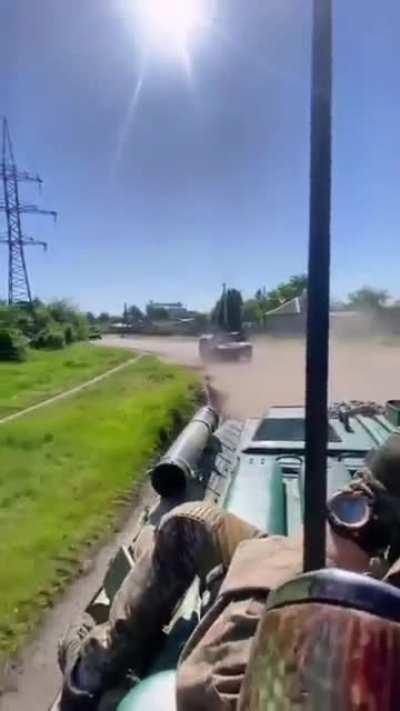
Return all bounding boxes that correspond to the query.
[0,117,57,304]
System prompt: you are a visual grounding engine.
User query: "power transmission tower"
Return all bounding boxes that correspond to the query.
[0,117,57,304]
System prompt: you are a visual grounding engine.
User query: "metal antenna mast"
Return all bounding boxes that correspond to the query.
[303,0,333,572]
[0,117,57,304]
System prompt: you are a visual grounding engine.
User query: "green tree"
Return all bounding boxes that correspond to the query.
[347,286,389,310]
[32,305,53,332]
[47,299,77,324]
[146,304,169,320]
[46,300,89,340]
[253,274,307,314]
[242,298,264,324]
[126,304,144,322]
[267,274,307,309]
[255,287,267,302]
[212,288,243,332]
[86,311,96,324]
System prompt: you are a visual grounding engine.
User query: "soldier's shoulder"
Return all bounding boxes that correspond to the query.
[220,536,302,598]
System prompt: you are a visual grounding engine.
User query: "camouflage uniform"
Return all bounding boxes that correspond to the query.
[59,502,263,709]
[59,433,400,711]
[176,526,370,711]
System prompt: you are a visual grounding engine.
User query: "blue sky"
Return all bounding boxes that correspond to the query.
[1,0,399,314]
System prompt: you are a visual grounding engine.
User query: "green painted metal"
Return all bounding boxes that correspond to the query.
[376,414,398,433]
[385,401,400,427]
[357,415,393,446]
[284,477,302,537]
[225,456,286,533]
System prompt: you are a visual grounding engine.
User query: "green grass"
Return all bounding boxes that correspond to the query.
[0,343,134,418]
[0,357,200,658]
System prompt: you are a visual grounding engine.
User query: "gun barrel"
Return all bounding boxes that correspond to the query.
[150,406,219,498]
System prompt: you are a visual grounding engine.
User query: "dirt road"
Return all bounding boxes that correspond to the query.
[101,334,400,417]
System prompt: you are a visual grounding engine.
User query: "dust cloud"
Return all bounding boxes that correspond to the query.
[206,338,306,418]
[101,334,400,419]
[206,335,400,419]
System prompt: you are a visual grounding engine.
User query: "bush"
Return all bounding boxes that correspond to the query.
[0,328,29,362]
[47,300,89,341]
[0,301,90,350]
[32,327,66,350]
[74,315,89,341]
[15,311,36,338]
[32,305,53,332]
[64,324,77,344]
[89,327,102,340]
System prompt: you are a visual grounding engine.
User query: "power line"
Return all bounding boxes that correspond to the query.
[0,117,57,304]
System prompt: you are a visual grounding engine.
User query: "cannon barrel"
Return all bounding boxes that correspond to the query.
[150,406,219,498]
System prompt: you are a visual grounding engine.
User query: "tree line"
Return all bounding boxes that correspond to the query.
[1,277,387,361]
[95,279,393,336]
[0,300,93,361]
[89,303,171,324]
[210,279,393,333]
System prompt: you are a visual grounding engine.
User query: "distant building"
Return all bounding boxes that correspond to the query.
[265,290,307,317]
[149,302,192,319]
[264,290,307,335]
[264,290,400,337]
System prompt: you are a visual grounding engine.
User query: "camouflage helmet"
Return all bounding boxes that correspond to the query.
[239,570,400,711]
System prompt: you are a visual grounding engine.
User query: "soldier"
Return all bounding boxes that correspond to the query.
[59,433,400,711]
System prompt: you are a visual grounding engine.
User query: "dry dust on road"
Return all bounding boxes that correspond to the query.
[101,334,400,417]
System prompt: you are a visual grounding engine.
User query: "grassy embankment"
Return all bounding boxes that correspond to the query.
[0,343,135,418]
[0,349,200,659]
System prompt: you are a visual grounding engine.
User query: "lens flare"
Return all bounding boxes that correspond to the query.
[135,0,206,56]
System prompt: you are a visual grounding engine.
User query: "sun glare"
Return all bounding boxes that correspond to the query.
[115,0,210,163]
[135,0,206,56]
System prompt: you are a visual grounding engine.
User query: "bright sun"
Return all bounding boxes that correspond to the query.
[135,0,206,56]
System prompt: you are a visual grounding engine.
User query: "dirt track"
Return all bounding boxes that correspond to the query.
[101,334,400,417]
[2,333,400,709]
[0,486,156,711]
